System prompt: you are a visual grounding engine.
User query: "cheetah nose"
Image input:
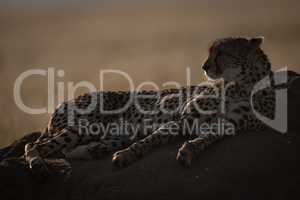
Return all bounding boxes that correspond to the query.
[202,64,210,71]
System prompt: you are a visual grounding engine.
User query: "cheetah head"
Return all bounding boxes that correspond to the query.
[202,37,271,84]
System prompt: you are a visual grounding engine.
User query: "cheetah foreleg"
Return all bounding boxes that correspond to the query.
[112,121,180,167]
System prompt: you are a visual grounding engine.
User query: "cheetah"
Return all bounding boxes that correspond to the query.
[24,37,286,176]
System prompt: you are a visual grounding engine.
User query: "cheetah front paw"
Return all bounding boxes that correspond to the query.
[176,142,194,167]
[112,148,137,168]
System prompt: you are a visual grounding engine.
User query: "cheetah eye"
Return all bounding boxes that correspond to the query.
[215,50,240,68]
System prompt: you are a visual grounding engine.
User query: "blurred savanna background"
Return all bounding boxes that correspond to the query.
[0,0,299,147]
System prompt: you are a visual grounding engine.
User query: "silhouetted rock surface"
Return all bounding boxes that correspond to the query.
[1,73,299,200]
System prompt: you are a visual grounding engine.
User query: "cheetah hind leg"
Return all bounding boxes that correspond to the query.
[25,143,71,180]
[24,129,81,178]
[25,142,50,177]
[65,135,133,160]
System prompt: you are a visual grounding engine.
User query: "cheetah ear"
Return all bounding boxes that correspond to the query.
[250,36,264,47]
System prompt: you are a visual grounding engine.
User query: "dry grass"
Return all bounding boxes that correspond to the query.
[0,0,299,147]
